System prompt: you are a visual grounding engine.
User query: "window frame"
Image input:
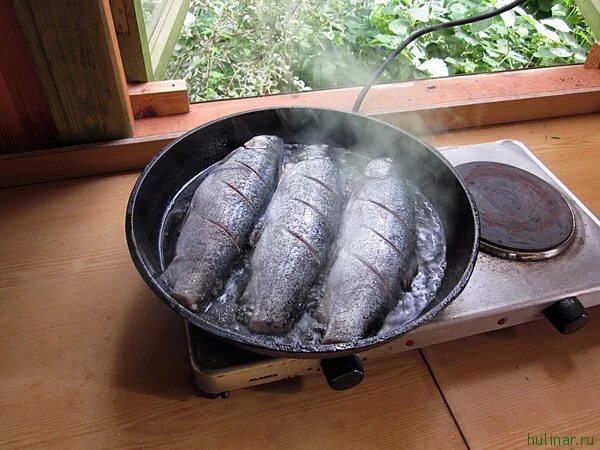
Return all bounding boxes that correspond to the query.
[110,0,190,82]
[2,64,600,188]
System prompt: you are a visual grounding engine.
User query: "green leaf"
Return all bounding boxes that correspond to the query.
[497,39,509,49]
[561,33,579,48]
[370,6,394,34]
[508,51,529,63]
[456,29,479,46]
[388,19,408,36]
[372,33,402,49]
[448,2,468,20]
[410,43,426,59]
[409,5,429,23]
[183,12,196,28]
[540,18,571,33]
[551,4,567,17]
[209,70,224,79]
[538,0,554,12]
[549,47,573,57]
[500,11,515,28]
[515,26,529,38]
[482,55,499,67]
[462,59,477,72]
[483,46,502,58]
[417,58,449,77]
[471,17,496,33]
[534,23,561,42]
[533,47,555,58]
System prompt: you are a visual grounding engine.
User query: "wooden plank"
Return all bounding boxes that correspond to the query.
[145,0,171,37]
[0,0,58,153]
[128,79,190,118]
[422,313,600,449]
[0,174,465,449]
[12,0,134,145]
[2,66,600,187]
[585,42,600,68]
[135,65,600,136]
[1,95,598,189]
[110,0,129,33]
[0,134,177,188]
[377,89,600,136]
[109,0,153,83]
[577,0,600,40]
[148,0,190,79]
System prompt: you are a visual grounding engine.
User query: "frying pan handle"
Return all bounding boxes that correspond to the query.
[320,355,364,391]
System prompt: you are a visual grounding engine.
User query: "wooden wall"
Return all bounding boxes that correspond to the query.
[0,0,58,154]
[13,0,134,146]
[1,0,134,154]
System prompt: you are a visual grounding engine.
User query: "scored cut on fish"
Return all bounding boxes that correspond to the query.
[319,157,417,343]
[239,145,342,334]
[162,136,284,310]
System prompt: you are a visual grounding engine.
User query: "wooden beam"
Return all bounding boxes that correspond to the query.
[148,0,190,78]
[0,0,58,153]
[585,42,600,69]
[135,65,600,136]
[375,89,600,135]
[109,0,153,83]
[576,0,600,40]
[0,134,177,188]
[12,0,134,145]
[2,65,600,187]
[128,80,190,118]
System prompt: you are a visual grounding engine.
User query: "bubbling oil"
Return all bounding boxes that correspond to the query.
[159,144,446,346]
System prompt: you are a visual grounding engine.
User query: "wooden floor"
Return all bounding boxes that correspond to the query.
[1,113,599,449]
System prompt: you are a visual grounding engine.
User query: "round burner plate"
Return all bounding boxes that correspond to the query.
[455,162,575,261]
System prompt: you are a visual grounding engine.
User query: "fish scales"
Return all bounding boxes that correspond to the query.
[321,157,416,343]
[239,145,342,334]
[163,136,284,310]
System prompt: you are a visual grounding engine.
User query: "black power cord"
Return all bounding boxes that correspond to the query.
[353,0,528,112]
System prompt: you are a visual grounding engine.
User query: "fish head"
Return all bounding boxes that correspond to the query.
[244,135,284,153]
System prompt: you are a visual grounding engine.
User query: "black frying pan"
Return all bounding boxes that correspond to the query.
[125,0,535,388]
[126,107,478,370]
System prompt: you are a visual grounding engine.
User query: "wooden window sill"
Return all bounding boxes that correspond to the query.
[2,65,600,188]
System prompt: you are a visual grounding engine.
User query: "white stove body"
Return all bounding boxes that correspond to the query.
[187,140,600,395]
[403,140,600,350]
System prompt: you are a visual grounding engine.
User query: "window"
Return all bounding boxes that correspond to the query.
[141,0,597,103]
[112,0,190,81]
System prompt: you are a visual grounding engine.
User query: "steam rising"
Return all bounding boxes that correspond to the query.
[274,107,463,241]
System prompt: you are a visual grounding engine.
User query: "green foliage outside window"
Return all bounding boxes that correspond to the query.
[165,0,594,103]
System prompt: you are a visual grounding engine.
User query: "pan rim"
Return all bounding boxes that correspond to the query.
[125,106,480,358]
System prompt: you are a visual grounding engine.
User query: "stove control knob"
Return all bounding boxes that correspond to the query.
[544,297,589,335]
[321,355,364,391]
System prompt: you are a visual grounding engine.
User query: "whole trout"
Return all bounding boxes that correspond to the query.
[163,136,284,310]
[239,145,342,334]
[320,157,416,343]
